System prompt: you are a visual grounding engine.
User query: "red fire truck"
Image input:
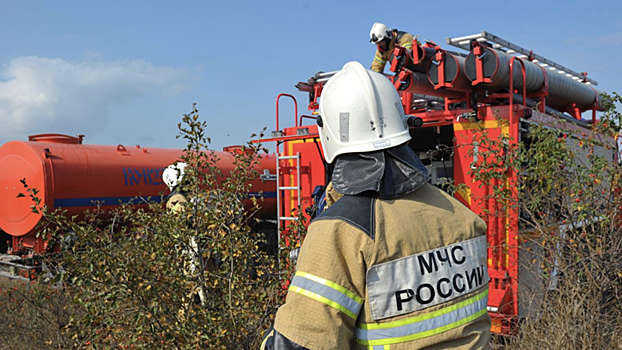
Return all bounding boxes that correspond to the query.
[261,31,609,334]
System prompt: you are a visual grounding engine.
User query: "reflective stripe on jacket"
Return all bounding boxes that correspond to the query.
[371,30,414,73]
[273,183,491,349]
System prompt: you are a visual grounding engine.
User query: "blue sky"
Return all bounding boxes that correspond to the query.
[0,0,620,151]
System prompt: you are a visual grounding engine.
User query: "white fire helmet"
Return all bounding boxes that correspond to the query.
[317,61,411,164]
[162,162,188,190]
[370,22,392,44]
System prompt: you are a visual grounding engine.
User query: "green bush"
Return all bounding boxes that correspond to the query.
[20,104,282,349]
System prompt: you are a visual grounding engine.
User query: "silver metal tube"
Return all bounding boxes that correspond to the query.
[315,71,339,78]
[446,33,482,45]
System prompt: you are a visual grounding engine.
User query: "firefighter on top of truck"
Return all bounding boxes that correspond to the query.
[369,22,414,73]
[261,61,491,349]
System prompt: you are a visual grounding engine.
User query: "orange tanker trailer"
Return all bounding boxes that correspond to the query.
[0,133,277,257]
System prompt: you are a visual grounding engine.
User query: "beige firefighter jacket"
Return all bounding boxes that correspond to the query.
[273,183,491,349]
[167,192,188,213]
[371,30,414,73]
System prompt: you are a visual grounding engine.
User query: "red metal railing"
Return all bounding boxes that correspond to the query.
[276,93,298,131]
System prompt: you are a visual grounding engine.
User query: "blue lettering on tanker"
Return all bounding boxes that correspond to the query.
[123,167,165,186]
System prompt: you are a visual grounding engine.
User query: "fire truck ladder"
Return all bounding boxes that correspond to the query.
[275,152,302,234]
[446,31,598,85]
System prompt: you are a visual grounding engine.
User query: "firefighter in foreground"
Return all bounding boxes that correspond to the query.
[369,22,414,73]
[262,61,491,349]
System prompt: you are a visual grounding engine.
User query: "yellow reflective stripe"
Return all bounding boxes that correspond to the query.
[260,329,274,350]
[356,289,489,346]
[362,309,488,346]
[359,308,488,346]
[289,286,357,319]
[368,346,391,350]
[358,289,488,330]
[402,42,413,50]
[374,56,387,64]
[295,271,364,304]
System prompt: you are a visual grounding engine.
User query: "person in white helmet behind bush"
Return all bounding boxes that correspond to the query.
[162,162,218,307]
[163,162,189,213]
[261,61,491,349]
[369,22,415,73]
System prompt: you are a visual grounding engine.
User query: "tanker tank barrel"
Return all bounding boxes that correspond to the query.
[0,136,278,254]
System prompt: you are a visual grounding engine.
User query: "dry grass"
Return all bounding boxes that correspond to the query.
[2,268,620,350]
[491,227,622,350]
[0,279,76,350]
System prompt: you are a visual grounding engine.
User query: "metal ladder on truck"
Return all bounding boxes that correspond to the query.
[275,152,302,237]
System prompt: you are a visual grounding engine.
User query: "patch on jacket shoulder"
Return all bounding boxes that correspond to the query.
[315,192,377,240]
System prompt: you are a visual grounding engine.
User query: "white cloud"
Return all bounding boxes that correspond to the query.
[0,56,189,141]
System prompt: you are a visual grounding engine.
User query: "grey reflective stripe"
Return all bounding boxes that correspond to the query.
[356,290,488,346]
[289,272,363,319]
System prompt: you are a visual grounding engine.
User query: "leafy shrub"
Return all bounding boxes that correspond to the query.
[459,94,622,349]
[19,104,282,349]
